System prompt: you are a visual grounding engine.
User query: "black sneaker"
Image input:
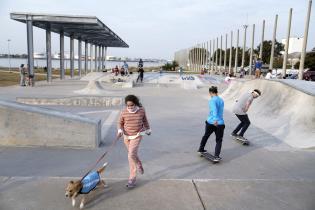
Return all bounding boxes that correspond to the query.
[231,133,238,137]
[214,156,222,161]
[213,156,221,162]
[238,136,247,141]
[197,149,207,155]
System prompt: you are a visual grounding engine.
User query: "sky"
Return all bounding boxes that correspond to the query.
[0,0,314,60]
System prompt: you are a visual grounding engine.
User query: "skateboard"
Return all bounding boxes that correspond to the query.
[199,152,220,163]
[233,136,250,145]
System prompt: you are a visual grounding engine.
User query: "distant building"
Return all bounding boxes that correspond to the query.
[281,37,303,54]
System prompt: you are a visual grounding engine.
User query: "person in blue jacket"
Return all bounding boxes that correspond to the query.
[198,86,225,162]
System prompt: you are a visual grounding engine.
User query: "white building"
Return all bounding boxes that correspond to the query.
[281,37,304,54]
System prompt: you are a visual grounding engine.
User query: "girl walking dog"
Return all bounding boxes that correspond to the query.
[117,95,151,188]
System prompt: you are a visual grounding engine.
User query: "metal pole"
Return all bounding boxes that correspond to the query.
[249,24,255,75]
[60,32,64,79]
[95,45,97,71]
[191,46,194,72]
[26,16,34,77]
[269,14,278,70]
[260,20,265,59]
[216,37,219,72]
[7,39,11,72]
[209,40,212,74]
[195,44,198,72]
[78,39,82,77]
[299,0,312,80]
[219,35,222,72]
[188,47,191,71]
[84,41,88,75]
[193,45,196,72]
[70,35,74,78]
[46,26,52,82]
[90,44,93,72]
[201,43,203,71]
[199,44,201,71]
[229,31,233,74]
[282,8,293,77]
[212,39,215,73]
[204,42,207,71]
[241,25,248,68]
[98,45,101,71]
[234,29,239,75]
[224,33,227,72]
[104,46,107,71]
[101,46,104,70]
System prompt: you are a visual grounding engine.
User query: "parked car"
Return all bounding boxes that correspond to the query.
[303,67,315,81]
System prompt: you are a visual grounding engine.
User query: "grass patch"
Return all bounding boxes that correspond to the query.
[0,71,51,87]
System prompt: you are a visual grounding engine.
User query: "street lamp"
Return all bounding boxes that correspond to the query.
[241,25,248,68]
[7,39,11,72]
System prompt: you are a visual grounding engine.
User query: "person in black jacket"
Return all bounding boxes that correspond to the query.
[137,59,144,83]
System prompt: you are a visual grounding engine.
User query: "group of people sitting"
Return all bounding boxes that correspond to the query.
[112,61,130,77]
[111,59,145,83]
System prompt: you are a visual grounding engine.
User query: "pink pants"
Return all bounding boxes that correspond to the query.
[124,136,142,180]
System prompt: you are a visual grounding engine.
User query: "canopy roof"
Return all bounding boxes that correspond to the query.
[10,12,129,47]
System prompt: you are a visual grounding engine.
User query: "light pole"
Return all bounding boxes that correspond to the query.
[7,39,11,72]
[241,25,248,68]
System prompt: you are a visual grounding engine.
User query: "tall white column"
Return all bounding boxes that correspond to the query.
[219,35,222,72]
[46,26,52,82]
[224,33,227,71]
[249,24,255,75]
[78,39,82,77]
[60,32,65,79]
[234,29,240,74]
[282,8,293,77]
[259,20,265,59]
[229,31,233,74]
[70,35,74,78]
[216,37,219,72]
[299,0,312,80]
[241,25,248,68]
[269,14,278,70]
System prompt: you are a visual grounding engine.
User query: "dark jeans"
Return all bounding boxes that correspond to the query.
[232,114,251,137]
[137,72,143,82]
[199,121,225,157]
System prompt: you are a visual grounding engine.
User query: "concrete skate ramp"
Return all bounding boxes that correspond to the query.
[74,80,107,95]
[0,100,101,148]
[221,79,315,149]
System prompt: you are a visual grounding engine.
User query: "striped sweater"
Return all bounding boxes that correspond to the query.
[118,107,150,136]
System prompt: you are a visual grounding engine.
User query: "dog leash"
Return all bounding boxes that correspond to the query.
[80,135,120,181]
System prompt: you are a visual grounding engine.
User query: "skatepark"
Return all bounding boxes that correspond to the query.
[0,72,315,209]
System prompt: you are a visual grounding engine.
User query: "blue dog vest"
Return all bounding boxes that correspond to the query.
[79,171,100,194]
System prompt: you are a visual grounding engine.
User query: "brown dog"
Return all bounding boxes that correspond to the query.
[65,162,108,209]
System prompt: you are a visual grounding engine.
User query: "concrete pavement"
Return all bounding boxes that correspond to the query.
[0,73,314,209]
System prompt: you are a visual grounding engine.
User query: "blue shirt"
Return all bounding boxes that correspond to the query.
[80,171,100,194]
[207,96,224,125]
[255,61,262,69]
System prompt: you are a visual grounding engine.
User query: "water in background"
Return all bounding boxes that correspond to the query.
[0,58,165,69]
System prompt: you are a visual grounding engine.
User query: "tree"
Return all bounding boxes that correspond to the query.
[222,47,250,67]
[172,60,179,71]
[163,60,179,71]
[294,51,315,69]
[256,40,284,64]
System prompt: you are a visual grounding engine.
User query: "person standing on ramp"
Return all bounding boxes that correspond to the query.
[198,86,225,162]
[231,89,261,141]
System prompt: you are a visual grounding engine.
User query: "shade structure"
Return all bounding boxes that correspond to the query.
[10,12,128,47]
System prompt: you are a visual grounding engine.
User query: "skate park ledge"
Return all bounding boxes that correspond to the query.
[16,96,123,107]
[0,100,101,148]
